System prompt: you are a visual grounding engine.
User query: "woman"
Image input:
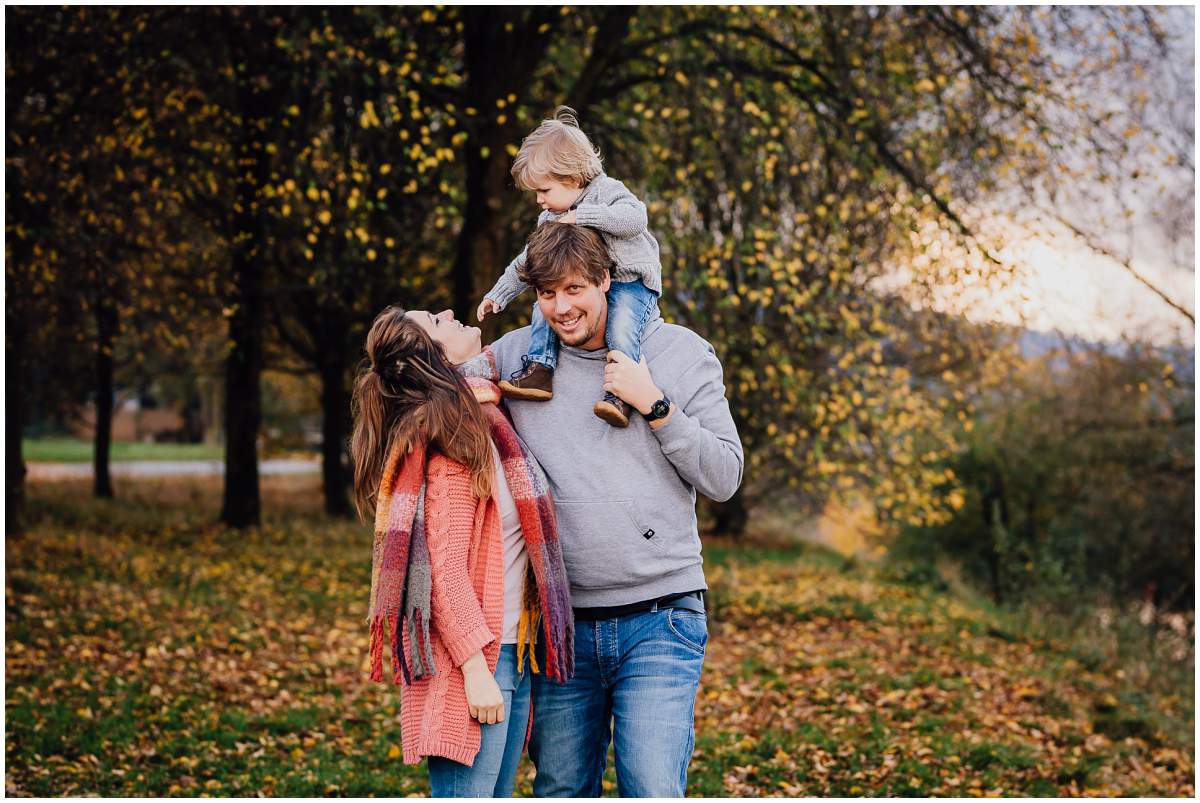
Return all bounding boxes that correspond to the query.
[353,306,573,797]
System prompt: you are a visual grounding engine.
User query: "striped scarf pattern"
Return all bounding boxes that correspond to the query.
[469,374,574,684]
[366,440,435,685]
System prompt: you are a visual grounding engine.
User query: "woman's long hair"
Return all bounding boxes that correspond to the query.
[351,306,493,519]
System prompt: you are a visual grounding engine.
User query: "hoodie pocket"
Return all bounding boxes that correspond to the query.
[552,499,664,591]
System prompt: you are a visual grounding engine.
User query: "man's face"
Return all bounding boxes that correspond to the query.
[536,269,611,350]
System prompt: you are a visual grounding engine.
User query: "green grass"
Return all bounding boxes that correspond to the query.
[6,476,1194,796]
[24,437,224,463]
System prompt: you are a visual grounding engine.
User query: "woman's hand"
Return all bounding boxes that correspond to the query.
[461,652,505,725]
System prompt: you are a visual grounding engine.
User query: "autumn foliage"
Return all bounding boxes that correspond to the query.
[5,478,1194,796]
[5,8,1193,795]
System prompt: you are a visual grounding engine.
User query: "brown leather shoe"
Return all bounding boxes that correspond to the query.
[593,393,631,428]
[499,361,554,401]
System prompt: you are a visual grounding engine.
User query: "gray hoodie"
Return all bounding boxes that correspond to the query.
[489,315,744,607]
[484,173,662,310]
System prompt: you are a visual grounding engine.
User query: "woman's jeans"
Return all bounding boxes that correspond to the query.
[428,644,530,798]
[525,280,660,370]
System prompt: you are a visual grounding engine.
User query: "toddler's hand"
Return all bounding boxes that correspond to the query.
[559,210,577,225]
[477,298,501,321]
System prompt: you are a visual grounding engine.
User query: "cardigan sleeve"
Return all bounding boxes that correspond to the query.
[425,461,495,666]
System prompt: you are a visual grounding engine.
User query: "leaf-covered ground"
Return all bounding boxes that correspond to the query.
[6,478,1194,797]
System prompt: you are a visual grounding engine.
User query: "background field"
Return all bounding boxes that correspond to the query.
[5,476,1192,797]
[21,439,225,464]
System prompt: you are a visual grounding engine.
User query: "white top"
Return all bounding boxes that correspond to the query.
[491,444,528,644]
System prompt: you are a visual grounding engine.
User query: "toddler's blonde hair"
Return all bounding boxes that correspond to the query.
[511,106,603,191]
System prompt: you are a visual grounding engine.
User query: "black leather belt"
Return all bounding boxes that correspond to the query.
[572,590,706,621]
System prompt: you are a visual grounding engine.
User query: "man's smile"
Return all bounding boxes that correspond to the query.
[555,312,583,333]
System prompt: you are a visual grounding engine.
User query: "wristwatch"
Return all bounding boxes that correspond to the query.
[642,393,672,422]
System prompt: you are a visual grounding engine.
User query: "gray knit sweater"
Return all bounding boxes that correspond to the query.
[489,315,744,607]
[484,173,662,309]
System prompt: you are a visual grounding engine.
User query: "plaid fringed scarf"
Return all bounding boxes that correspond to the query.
[366,439,436,685]
[367,347,574,686]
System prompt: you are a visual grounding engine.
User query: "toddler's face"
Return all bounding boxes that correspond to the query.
[530,176,583,215]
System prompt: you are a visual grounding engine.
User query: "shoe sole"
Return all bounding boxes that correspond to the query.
[593,401,630,428]
[498,381,553,401]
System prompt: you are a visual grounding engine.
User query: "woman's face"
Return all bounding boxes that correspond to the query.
[411,309,482,365]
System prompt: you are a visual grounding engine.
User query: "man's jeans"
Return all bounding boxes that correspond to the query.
[529,608,708,797]
[524,280,660,370]
[428,644,530,798]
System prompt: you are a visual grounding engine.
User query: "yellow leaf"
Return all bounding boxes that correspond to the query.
[388,744,402,759]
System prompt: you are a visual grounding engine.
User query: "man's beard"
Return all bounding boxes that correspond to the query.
[553,312,603,348]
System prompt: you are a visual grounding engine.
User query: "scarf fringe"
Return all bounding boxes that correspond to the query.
[367,613,407,686]
[408,609,435,682]
[369,616,385,683]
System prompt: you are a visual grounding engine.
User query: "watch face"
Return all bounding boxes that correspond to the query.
[648,398,670,419]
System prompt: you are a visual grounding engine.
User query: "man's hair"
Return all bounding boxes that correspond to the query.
[511,106,603,191]
[519,222,614,290]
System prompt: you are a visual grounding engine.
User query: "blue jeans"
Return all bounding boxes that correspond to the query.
[428,644,530,797]
[529,608,708,797]
[525,280,660,371]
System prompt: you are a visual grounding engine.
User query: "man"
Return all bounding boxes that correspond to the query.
[486,222,744,797]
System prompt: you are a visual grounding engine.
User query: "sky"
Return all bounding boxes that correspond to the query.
[944,6,1196,348]
[958,221,1195,346]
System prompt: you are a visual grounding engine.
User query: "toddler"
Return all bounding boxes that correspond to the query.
[476,107,662,428]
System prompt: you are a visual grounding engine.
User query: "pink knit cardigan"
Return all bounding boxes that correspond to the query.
[399,453,507,766]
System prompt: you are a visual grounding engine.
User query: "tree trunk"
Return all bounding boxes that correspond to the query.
[711,486,749,537]
[451,8,561,324]
[203,375,223,446]
[220,202,264,528]
[983,471,1010,603]
[219,7,287,529]
[219,19,266,528]
[452,141,513,326]
[93,292,117,499]
[319,355,352,518]
[6,317,27,536]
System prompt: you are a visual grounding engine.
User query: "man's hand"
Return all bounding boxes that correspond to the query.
[559,209,578,225]
[604,352,664,416]
[461,652,505,725]
[477,298,501,321]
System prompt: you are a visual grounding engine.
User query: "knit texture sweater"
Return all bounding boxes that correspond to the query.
[484,173,662,309]
[399,454,505,766]
[490,316,744,606]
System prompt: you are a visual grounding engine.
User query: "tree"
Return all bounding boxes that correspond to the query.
[899,332,1194,609]
[263,8,457,516]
